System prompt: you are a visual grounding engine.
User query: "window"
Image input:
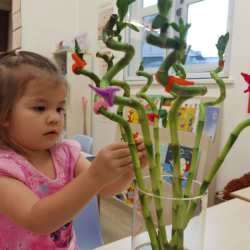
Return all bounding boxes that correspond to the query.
[124,0,234,81]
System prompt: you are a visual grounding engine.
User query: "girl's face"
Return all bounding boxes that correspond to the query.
[5,80,66,151]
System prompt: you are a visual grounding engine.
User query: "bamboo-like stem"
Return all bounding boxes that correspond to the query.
[183,62,226,215]
[184,119,250,228]
[96,51,114,71]
[98,107,160,250]
[114,96,172,248]
[136,70,168,247]
[169,96,190,247]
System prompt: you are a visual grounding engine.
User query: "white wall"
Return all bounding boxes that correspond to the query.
[21,0,78,60]
[79,0,250,192]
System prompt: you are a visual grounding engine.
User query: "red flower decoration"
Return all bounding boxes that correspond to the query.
[147,113,160,122]
[72,53,87,75]
[133,132,139,139]
[241,72,250,93]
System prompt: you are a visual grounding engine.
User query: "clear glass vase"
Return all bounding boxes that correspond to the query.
[132,175,208,250]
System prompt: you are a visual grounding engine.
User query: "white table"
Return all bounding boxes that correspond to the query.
[94,198,250,250]
[230,187,250,202]
[80,151,92,157]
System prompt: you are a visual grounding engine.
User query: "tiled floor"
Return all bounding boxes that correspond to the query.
[99,198,133,245]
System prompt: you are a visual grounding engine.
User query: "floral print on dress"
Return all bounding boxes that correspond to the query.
[0,140,81,250]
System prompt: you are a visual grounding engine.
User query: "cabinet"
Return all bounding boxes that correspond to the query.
[52,50,93,140]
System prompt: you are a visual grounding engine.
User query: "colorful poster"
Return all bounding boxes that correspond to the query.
[162,143,200,188]
[127,99,140,124]
[182,99,201,133]
[178,107,196,132]
[198,106,220,142]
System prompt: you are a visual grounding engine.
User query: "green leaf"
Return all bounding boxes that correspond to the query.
[128,23,139,32]
[117,0,136,23]
[152,14,168,29]
[225,32,230,44]
[217,35,226,45]
[119,23,129,30]
[166,0,173,13]
[128,0,136,4]
[170,22,179,32]
[179,18,184,32]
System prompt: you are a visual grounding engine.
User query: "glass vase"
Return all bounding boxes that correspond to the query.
[132,175,208,250]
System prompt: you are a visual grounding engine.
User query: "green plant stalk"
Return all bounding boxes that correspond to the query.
[98,107,160,250]
[184,118,250,229]
[169,96,190,248]
[100,13,166,248]
[183,63,226,215]
[111,80,131,142]
[100,14,135,90]
[136,70,168,246]
[96,51,114,71]
[114,96,169,248]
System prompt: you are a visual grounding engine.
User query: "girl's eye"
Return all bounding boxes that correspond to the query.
[57,108,65,112]
[34,107,45,112]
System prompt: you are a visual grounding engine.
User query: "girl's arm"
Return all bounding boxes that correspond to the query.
[0,143,134,235]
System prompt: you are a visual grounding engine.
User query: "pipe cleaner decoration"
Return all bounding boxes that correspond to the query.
[155,73,194,93]
[72,53,87,75]
[147,113,160,123]
[88,84,120,107]
[133,132,139,139]
[241,72,250,93]
[93,99,108,115]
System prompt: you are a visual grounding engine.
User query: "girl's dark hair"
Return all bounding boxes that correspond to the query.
[0,50,70,154]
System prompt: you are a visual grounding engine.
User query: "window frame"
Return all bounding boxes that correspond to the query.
[123,0,235,83]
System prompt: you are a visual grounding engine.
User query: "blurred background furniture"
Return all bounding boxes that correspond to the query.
[72,134,93,154]
[73,195,104,250]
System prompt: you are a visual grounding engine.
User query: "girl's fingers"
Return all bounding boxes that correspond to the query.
[136,142,145,151]
[134,137,143,144]
[108,142,128,151]
[115,155,133,167]
[113,148,131,159]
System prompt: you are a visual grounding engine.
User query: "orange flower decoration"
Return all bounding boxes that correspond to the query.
[133,132,139,139]
[155,73,194,93]
[72,53,87,75]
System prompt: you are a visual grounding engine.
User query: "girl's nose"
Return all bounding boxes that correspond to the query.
[47,111,59,124]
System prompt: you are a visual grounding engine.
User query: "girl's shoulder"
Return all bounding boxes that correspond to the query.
[52,139,81,162]
[0,149,26,182]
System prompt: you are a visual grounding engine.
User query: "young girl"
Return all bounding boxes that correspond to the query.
[0,50,148,249]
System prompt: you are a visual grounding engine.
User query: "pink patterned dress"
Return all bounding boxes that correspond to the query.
[0,140,82,250]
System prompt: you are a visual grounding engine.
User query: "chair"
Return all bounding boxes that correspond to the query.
[73,195,104,250]
[72,135,93,154]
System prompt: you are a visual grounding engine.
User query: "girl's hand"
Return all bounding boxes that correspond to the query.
[88,143,134,186]
[135,136,148,170]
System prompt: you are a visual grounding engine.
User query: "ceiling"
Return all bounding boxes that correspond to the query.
[0,0,12,11]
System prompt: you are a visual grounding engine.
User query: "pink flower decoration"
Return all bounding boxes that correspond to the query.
[147,113,160,122]
[241,72,250,93]
[93,99,108,115]
[89,84,120,107]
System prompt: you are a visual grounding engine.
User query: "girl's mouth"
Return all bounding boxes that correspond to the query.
[44,131,57,137]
